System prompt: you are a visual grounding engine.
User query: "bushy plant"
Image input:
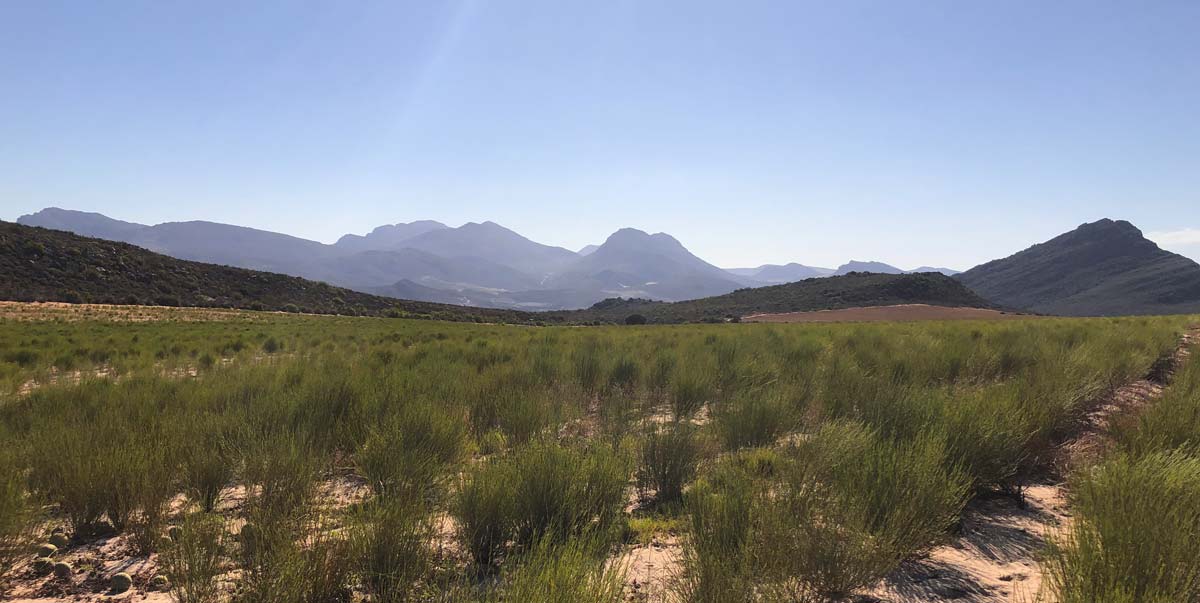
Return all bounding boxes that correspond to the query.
[456,459,516,566]
[1042,452,1200,603]
[180,415,235,512]
[712,394,793,450]
[676,460,758,603]
[356,404,466,501]
[488,537,626,603]
[637,422,704,505]
[351,499,433,602]
[0,451,36,579]
[760,423,970,598]
[162,513,226,603]
[455,440,628,566]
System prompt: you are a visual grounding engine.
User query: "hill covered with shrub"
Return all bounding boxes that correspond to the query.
[558,271,994,323]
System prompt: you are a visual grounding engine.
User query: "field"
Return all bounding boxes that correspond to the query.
[1,304,1198,602]
[742,304,1032,323]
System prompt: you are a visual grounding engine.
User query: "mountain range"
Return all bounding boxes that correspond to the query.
[0,220,535,324]
[14,209,1200,317]
[17,208,935,310]
[0,220,986,325]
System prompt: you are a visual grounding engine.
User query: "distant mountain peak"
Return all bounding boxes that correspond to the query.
[834,260,903,276]
[957,218,1200,316]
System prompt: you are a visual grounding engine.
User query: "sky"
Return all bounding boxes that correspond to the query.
[2,1,1199,270]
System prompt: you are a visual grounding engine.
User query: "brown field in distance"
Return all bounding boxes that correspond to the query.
[742,303,1037,323]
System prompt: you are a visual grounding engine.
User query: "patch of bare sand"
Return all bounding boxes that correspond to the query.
[619,535,681,602]
[743,304,1037,323]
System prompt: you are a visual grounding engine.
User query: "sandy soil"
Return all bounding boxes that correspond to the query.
[0,301,270,323]
[742,304,1036,323]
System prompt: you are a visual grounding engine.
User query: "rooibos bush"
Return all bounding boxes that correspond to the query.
[1042,452,1200,603]
[162,513,226,603]
[638,422,704,505]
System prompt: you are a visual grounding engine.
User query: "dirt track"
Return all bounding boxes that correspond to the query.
[742,304,1036,323]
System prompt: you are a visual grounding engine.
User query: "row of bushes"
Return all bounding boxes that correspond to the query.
[1042,344,1200,602]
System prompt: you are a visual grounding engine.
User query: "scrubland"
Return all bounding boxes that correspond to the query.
[0,307,1195,602]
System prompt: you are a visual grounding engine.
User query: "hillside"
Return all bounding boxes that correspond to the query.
[546,228,744,301]
[834,260,904,275]
[559,272,993,323]
[729,263,835,283]
[956,219,1200,316]
[0,221,540,323]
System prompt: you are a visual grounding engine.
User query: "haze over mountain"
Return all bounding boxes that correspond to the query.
[834,261,905,276]
[911,266,962,276]
[571,272,991,324]
[0,221,534,323]
[956,219,1200,316]
[13,209,1200,317]
[727,263,835,283]
[333,221,448,253]
[17,208,760,310]
[545,228,744,301]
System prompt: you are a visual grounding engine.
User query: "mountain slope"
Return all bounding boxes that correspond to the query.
[314,248,542,292]
[398,221,578,275]
[560,272,992,323]
[834,260,904,275]
[19,207,148,241]
[910,266,961,276]
[547,228,743,302]
[0,221,539,323]
[742,263,836,283]
[956,219,1200,316]
[333,220,448,253]
[17,209,547,299]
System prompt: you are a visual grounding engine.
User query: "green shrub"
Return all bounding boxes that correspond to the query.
[1042,452,1200,603]
[671,366,713,421]
[162,513,226,603]
[356,405,467,502]
[677,460,758,603]
[455,440,628,566]
[489,537,625,603]
[0,452,36,579]
[637,422,704,505]
[478,429,509,456]
[455,460,515,566]
[712,394,793,450]
[760,422,970,598]
[351,499,432,602]
[180,417,235,512]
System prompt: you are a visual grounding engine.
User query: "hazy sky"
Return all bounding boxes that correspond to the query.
[2,1,1198,269]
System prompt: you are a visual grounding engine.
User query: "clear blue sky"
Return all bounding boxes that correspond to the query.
[2,1,1198,269]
